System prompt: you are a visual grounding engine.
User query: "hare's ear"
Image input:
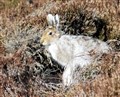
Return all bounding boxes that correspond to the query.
[47,14,55,26]
[55,14,60,29]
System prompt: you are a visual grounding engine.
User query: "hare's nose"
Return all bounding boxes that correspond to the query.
[40,39,43,44]
[40,38,46,46]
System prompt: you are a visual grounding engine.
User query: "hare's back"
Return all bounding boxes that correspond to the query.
[60,35,110,54]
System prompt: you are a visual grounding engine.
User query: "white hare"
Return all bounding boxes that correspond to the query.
[40,14,111,87]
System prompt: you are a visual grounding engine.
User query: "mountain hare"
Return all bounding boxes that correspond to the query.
[40,14,111,87]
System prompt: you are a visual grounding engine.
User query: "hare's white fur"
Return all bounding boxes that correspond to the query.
[41,14,111,86]
[47,14,55,26]
[47,14,59,29]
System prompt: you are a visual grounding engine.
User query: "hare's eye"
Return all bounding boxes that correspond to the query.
[48,32,53,35]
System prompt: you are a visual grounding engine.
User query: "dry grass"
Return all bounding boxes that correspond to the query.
[0,0,120,97]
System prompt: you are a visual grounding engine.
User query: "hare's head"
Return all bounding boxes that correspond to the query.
[40,14,61,46]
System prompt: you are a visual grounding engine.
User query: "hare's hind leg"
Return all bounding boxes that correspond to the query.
[62,57,92,87]
[63,66,72,87]
[62,65,75,87]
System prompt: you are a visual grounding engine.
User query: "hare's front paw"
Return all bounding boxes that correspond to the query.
[62,67,73,87]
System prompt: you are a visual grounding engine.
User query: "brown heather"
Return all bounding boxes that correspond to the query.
[0,0,120,97]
